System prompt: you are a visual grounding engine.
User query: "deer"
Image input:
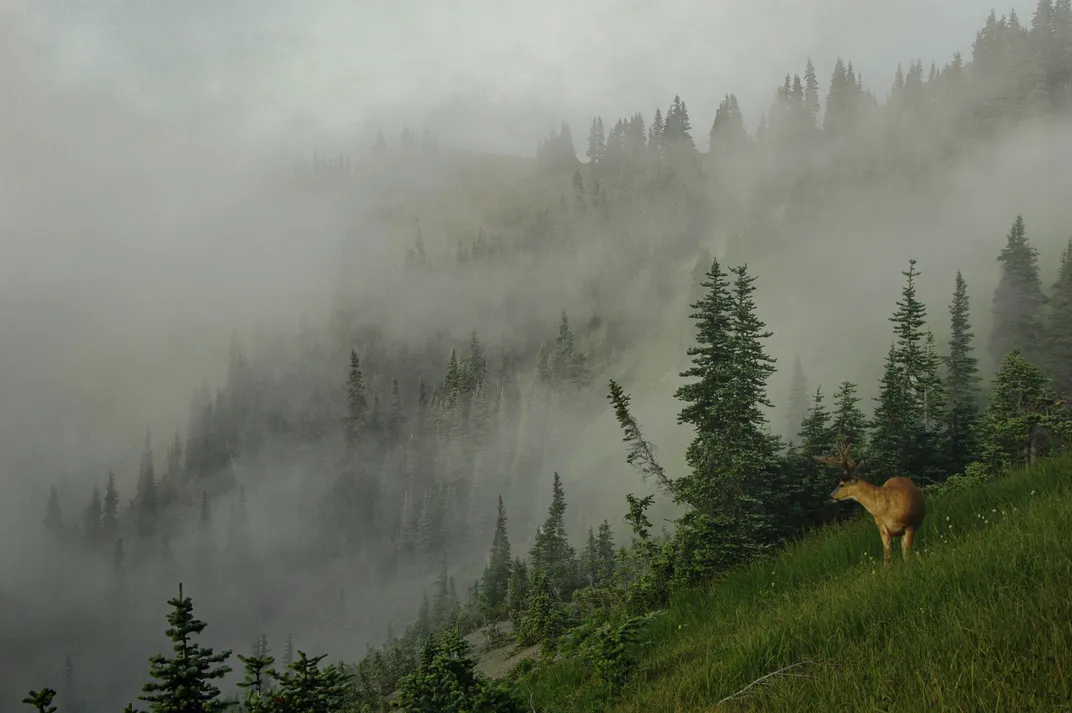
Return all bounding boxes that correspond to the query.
[815,441,926,566]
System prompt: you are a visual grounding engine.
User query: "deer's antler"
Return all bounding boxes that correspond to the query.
[813,440,856,472]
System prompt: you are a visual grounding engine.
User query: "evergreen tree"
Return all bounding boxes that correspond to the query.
[480,495,512,615]
[795,387,839,524]
[345,349,368,447]
[831,381,868,452]
[136,429,158,539]
[269,651,349,713]
[981,349,1069,473]
[785,355,809,439]
[1043,239,1072,393]
[990,215,1046,368]
[138,583,233,713]
[44,485,63,538]
[236,634,275,700]
[529,472,577,596]
[83,485,102,546]
[102,471,120,544]
[22,688,57,713]
[595,520,616,579]
[945,271,983,473]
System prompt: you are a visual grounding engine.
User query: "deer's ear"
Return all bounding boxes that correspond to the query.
[851,460,866,479]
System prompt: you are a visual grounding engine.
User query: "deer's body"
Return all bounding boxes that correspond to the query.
[817,443,927,565]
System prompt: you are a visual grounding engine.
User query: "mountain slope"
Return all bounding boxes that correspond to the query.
[520,455,1072,712]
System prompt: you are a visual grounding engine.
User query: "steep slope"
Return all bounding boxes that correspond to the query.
[520,455,1072,712]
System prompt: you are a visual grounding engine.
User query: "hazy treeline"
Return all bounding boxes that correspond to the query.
[9,2,1072,711]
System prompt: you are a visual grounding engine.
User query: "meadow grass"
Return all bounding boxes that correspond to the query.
[521,455,1072,712]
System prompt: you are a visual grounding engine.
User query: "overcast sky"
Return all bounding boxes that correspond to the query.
[6,0,1034,154]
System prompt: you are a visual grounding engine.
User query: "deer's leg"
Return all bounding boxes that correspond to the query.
[879,525,892,566]
[901,526,916,562]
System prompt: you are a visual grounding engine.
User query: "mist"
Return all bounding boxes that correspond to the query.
[2,0,1069,709]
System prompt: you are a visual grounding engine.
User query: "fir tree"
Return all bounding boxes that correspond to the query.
[480,495,512,615]
[607,379,672,495]
[831,381,868,452]
[44,485,63,538]
[529,472,577,596]
[796,387,839,524]
[990,215,1046,368]
[785,355,809,439]
[22,688,57,713]
[138,583,233,713]
[83,485,102,545]
[1043,239,1072,393]
[102,471,120,544]
[945,271,983,473]
[269,651,349,713]
[345,349,368,447]
[236,634,275,699]
[136,429,158,539]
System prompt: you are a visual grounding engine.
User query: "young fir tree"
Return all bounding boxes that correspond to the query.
[136,429,158,539]
[44,485,63,539]
[236,634,275,702]
[102,470,120,544]
[796,387,839,525]
[269,651,349,713]
[785,355,810,440]
[980,349,1068,473]
[830,381,868,452]
[529,472,577,596]
[345,349,368,448]
[138,584,233,713]
[22,688,57,713]
[990,215,1046,369]
[83,485,102,545]
[1043,239,1072,394]
[480,495,512,615]
[944,271,983,474]
[674,260,780,566]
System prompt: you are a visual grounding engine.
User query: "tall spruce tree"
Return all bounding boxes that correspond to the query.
[529,472,577,597]
[345,350,368,448]
[785,355,809,439]
[990,215,1046,369]
[139,584,233,713]
[136,430,158,539]
[831,381,868,452]
[480,495,512,615]
[102,470,120,544]
[1043,239,1072,393]
[945,271,983,473]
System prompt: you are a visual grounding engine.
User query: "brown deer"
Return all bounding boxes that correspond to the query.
[815,441,926,565]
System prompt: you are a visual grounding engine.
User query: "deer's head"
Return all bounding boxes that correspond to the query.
[814,441,866,503]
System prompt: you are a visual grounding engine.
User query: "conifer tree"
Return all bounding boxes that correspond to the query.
[1043,239,1072,393]
[831,381,868,451]
[138,583,233,713]
[102,471,120,544]
[345,349,368,447]
[44,485,63,538]
[595,520,616,579]
[980,349,1068,473]
[237,634,275,700]
[529,472,577,596]
[269,651,349,713]
[82,485,102,546]
[796,387,839,524]
[785,355,809,439]
[480,495,512,615]
[607,379,672,495]
[990,215,1046,368]
[22,688,57,713]
[945,271,983,473]
[136,430,158,539]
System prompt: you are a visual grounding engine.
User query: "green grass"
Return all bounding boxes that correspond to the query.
[521,456,1072,712]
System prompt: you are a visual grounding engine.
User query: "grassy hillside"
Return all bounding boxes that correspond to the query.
[519,455,1072,712]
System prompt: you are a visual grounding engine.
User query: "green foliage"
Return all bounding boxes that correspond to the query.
[583,611,665,700]
[981,349,1070,474]
[528,473,578,596]
[394,629,525,713]
[607,379,672,495]
[22,688,57,713]
[138,584,233,713]
[478,495,512,618]
[236,634,275,703]
[990,214,1046,369]
[265,651,349,713]
[1043,239,1072,394]
[516,569,572,648]
[944,270,983,474]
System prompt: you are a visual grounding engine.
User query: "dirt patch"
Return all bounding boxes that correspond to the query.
[464,620,541,679]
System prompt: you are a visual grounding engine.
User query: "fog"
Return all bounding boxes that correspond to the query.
[1,0,1068,708]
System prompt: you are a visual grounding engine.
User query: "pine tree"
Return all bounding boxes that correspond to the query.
[804,58,821,127]
[44,485,63,538]
[796,387,839,524]
[595,520,616,579]
[345,349,368,447]
[607,379,672,495]
[830,381,868,453]
[785,355,809,439]
[102,470,120,544]
[480,495,512,615]
[990,215,1046,369]
[269,651,349,713]
[945,271,983,473]
[529,472,577,596]
[136,429,158,539]
[138,583,233,713]
[22,688,57,713]
[1043,239,1072,393]
[236,634,275,700]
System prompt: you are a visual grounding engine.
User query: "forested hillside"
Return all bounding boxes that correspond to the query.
[8,2,1072,711]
